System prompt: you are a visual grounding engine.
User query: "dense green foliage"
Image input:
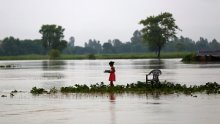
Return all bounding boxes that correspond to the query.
[39,24,67,52]
[0,34,219,57]
[140,12,181,58]
[30,87,47,94]
[0,37,45,55]
[30,81,220,95]
[182,53,197,62]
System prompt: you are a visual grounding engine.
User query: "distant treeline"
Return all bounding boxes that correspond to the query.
[0,30,220,56]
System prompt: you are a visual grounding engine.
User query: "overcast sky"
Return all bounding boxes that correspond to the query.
[0,0,220,46]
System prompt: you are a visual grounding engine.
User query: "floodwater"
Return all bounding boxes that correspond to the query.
[1,59,220,124]
[1,93,220,124]
[0,59,220,91]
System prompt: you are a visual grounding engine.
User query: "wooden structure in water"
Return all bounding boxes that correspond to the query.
[196,50,220,61]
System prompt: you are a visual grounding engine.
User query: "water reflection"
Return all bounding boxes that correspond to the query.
[149,59,165,69]
[42,60,66,70]
[109,93,116,102]
[1,93,220,124]
[109,93,116,124]
[40,81,65,89]
[146,93,161,105]
[42,72,64,79]
[131,59,165,70]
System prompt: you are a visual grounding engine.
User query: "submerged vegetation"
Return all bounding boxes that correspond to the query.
[30,81,220,95]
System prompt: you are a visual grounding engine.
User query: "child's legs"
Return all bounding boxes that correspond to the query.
[110,81,114,86]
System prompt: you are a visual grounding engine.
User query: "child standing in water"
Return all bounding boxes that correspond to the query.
[105,61,116,86]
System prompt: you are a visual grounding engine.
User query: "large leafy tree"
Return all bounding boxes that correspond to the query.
[102,42,114,53]
[1,37,21,55]
[39,24,67,52]
[140,12,181,58]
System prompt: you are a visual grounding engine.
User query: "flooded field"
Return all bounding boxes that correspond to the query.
[0,59,220,124]
[0,59,220,91]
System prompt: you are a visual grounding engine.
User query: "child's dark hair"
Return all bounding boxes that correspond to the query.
[109,61,114,66]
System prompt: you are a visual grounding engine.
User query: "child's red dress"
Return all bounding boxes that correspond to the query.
[109,67,116,81]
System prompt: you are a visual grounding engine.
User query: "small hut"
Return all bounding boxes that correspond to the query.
[197,50,220,61]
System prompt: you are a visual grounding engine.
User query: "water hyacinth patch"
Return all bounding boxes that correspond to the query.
[30,87,48,94]
[30,81,220,95]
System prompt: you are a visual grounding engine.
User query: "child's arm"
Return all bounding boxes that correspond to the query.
[104,70,110,73]
[110,67,115,73]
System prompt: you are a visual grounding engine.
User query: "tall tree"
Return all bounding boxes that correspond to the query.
[1,37,21,55]
[140,12,181,58]
[84,39,102,54]
[69,36,75,47]
[130,30,148,53]
[39,24,67,52]
[196,37,209,51]
[209,39,220,50]
[103,42,114,54]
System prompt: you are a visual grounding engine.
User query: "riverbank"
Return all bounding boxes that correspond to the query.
[0,52,191,60]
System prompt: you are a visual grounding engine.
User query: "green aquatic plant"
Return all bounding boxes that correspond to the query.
[30,81,220,95]
[11,90,18,93]
[30,87,47,94]
[49,87,58,94]
[60,84,90,93]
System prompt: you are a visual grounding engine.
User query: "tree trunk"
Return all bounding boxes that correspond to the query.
[157,47,161,59]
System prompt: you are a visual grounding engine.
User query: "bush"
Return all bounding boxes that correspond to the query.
[88,54,96,59]
[182,53,196,62]
[48,49,61,59]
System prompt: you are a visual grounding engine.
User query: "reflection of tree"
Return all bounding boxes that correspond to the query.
[40,81,65,90]
[42,72,64,79]
[42,60,66,70]
[149,59,165,69]
[131,59,165,70]
[42,60,66,79]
